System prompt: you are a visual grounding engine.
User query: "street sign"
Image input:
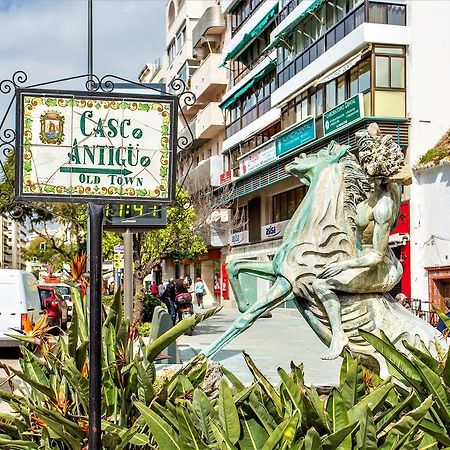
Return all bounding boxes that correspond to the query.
[15,88,178,204]
[113,244,124,253]
[323,93,364,136]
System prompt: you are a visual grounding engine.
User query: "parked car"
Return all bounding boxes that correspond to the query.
[0,269,43,347]
[38,285,68,331]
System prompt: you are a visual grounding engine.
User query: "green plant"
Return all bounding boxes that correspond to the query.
[138,322,152,337]
[418,147,450,165]
[0,289,219,449]
[142,293,164,323]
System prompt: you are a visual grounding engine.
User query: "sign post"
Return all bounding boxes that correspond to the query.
[15,86,178,449]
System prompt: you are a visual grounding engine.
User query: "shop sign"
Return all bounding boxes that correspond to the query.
[276,117,315,157]
[16,88,177,204]
[220,170,232,185]
[261,220,289,241]
[323,93,364,136]
[228,230,249,246]
[239,141,276,176]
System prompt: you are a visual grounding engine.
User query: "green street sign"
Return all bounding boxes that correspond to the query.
[276,117,315,156]
[323,93,364,135]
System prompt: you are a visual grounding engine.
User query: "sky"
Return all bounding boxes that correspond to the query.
[0,0,167,88]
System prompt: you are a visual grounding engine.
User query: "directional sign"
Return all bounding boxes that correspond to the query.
[15,88,177,204]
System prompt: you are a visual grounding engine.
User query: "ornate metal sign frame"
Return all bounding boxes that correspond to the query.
[0,71,196,218]
[15,87,178,205]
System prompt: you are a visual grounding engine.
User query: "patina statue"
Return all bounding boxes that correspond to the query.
[203,123,442,371]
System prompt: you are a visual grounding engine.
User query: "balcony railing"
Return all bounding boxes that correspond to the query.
[277,1,406,87]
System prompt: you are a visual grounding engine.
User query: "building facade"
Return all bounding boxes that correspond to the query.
[0,214,27,270]
[143,0,450,311]
[139,0,228,304]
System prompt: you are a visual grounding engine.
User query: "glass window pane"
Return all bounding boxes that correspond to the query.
[350,67,358,96]
[280,193,288,220]
[375,46,404,55]
[391,57,405,88]
[337,75,346,104]
[274,196,280,222]
[326,81,336,111]
[376,56,390,88]
[316,88,324,115]
[359,59,371,92]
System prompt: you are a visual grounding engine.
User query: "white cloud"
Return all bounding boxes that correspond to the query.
[0,0,166,87]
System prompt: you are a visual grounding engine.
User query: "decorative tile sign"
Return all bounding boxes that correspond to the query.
[323,93,364,136]
[275,117,315,157]
[15,89,177,204]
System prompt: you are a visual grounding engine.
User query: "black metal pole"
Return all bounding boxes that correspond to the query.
[88,0,93,81]
[88,202,103,449]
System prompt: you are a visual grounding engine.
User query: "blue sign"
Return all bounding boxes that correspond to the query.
[276,117,315,157]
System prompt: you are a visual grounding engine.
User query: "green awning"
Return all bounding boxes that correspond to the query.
[223,3,278,63]
[266,0,326,51]
[219,60,276,110]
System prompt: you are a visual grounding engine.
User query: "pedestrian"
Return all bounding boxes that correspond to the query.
[166,278,177,325]
[195,276,205,308]
[213,273,221,305]
[150,280,158,296]
[436,297,450,333]
[158,281,166,299]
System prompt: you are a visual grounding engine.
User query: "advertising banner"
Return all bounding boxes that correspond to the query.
[239,141,276,176]
[16,89,177,204]
[261,220,289,241]
[228,230,249,246]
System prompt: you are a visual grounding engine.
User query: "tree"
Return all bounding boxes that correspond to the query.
[1,152,88,262]
[132,189,207,320]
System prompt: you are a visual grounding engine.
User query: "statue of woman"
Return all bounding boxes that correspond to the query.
[312,123,411,360]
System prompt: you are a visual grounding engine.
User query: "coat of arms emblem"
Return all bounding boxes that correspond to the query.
[39,110,65,145]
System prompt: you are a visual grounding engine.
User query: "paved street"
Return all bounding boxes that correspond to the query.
[178,307,341,387]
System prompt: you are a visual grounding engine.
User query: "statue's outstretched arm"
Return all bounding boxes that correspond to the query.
[318,195,393,279]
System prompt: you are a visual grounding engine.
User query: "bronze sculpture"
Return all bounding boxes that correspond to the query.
[203,124,442,372]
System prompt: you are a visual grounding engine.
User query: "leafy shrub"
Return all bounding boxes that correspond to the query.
[0,289,219,449]
[142,293,164,322]
[418,147,450,165]
[138,322,152,337]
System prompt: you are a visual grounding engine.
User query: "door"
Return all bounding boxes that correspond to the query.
[248,198,261,242]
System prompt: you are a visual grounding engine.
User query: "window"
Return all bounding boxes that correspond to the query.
[273,187,307,222]
[233,205,248,232]
[167,40,176,64]
[176,25,186,53]
[375,47,405,89]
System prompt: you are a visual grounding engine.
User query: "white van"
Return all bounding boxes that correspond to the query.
[0,269,42,347]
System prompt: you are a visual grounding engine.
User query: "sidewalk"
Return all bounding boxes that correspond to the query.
[177,307,341,387]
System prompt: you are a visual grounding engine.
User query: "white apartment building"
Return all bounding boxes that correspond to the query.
[0,214,27,269]
[139,0,228,302]
[144,0,450,313]
[215,0,450,312]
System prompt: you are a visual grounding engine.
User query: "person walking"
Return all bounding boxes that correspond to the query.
[213,273,221,305]
[195,276,205,309]
[150,280,158,296]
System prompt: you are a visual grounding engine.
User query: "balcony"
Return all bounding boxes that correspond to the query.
[195,102,225,140]
[276,1,407,88]
[193,6,226,51]
[185,155,223,192]
[190,53,227,103]
[178,119,208,152]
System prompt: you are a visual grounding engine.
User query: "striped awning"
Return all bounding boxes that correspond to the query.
[266,0,326,51]
[219,60,276,110]
[223,3,278,63]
